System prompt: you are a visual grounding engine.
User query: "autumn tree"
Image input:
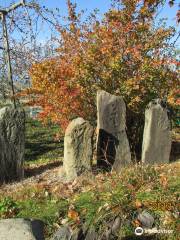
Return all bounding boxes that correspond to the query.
[28,0,179,158]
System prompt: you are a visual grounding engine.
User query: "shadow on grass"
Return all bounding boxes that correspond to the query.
[24,161,62,178]
[25,140,63,162]
[27,131,50,140]
[25,118,63,163]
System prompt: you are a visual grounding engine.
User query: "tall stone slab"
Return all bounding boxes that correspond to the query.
[0,106,25,183]
[96,90,131,172]
[142,99,171,164]
[63,117,94,181]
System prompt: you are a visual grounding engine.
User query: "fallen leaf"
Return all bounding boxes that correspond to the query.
[135,200,143,208]
[68,209,80,223]
[132,219,141,227]
[160,175,168,188]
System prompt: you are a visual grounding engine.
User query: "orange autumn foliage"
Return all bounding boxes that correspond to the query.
[27,0,179,129]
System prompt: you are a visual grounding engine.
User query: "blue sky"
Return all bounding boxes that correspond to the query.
[0,0,179,23]
[0,0,179,45]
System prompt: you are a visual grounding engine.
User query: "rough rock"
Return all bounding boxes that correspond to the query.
[51,226,85,240]
[0,218,44,240]
[142,99,171,164]
[111,217,121,234]
[0,106,25,183]
[71,228,84,240]
[96,90,131,171]
[84,228,97,240]
[51,225,71,240]
[137,211,154,228]
[62,117,94,181]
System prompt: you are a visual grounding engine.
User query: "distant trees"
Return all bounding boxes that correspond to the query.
[0,0,59,103]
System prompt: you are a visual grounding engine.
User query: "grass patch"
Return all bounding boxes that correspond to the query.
[25,118,63,165]
[0,190,68,238]
[18,198,68,236]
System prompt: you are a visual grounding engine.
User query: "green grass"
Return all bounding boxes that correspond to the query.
[25,118,63,165]
[18,198,68,236]
[0,194,68,238]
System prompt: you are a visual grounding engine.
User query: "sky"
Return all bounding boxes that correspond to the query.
[0,0,179,45]
[0,0,111,16]
[0,0,179,23]
[0,0,179,20]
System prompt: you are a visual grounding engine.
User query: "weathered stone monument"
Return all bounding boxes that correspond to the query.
[142,99,171,164]
[62,117,94,181]
[96,90,131,172]
[0,106,25,183]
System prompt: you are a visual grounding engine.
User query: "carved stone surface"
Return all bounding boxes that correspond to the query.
[142,99,171,164]
[0,106,25,183]
[63,117,94,181]
[96,90,131,172]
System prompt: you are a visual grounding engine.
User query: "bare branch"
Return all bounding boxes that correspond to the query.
[0,1,25,14]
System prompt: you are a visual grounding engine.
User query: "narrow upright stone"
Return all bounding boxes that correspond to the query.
[0,106,25,183]
[96,90,131,172]
[63,117,93,181]
[142,99,171,164]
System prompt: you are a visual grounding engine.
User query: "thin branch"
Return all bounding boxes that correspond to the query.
[171,31,180,47]
[2,1,25,14]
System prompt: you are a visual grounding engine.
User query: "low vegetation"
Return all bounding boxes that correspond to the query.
[0,118,179,239]
[0,161,179,239]
[25,118,63,166]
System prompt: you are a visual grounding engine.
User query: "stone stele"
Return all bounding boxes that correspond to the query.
[0,106,25,183]
[96,90,131,172]
[63,117,94,181]
[142,99,171,164]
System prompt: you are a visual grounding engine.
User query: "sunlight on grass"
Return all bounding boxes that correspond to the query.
[25,118,63,166]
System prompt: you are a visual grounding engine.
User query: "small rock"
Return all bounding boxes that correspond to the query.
[137,211,154,228]
[51,225,71,240]
[0,218,44,240]
[111,217,121,234]
[82,225,97,240]
[85,228,97,240]
[71,228,84,240]
[105,229,111,239]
